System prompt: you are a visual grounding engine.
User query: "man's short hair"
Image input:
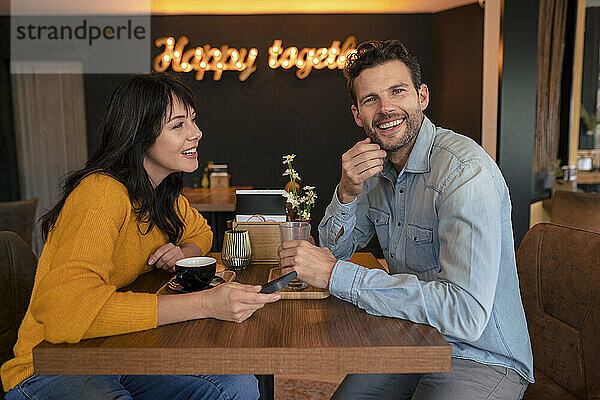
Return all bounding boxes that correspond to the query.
[344,40,422,106]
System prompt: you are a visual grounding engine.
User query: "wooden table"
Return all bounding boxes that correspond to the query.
[182,186,251,212]
[33,253,451,397]
[577,171,600,185]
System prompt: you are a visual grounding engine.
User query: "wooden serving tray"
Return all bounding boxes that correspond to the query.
[268,267,330,300]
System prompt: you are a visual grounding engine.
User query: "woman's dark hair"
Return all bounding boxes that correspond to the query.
[41,72,197,243]
[344,40,422,106]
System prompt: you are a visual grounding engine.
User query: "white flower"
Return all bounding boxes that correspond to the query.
[304,188,317,204]
[282,154,296,164]
[298,209,310,220]
[281,154,316,220]
[282,191,299,207]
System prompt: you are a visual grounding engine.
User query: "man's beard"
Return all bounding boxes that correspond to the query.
[363,110,422,152]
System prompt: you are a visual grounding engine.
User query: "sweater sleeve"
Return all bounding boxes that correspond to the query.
[176,195,213,255]
[29,181,157,343]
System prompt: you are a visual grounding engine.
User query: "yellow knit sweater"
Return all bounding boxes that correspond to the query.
[1,173,213,391]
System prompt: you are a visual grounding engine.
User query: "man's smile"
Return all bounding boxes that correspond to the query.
[376,117,405,131]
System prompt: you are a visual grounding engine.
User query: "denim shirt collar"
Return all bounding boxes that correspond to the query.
[405,116,436,173]
[379,115,436,182]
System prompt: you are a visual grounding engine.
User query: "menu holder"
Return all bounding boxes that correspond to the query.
[232,221,282,264]
[267,267,330,299]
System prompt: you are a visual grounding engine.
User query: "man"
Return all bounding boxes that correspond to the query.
[277,40,533,399]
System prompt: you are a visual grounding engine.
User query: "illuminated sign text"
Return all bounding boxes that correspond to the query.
[153,36,357,81]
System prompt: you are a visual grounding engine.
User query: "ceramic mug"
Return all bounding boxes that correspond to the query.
[174,256,217,291]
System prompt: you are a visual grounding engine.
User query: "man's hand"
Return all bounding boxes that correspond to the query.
[338,138,386,204]
[277,240,338,289]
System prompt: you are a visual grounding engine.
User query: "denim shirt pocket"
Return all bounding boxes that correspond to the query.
[405,224,438,273]
[368,208,390,250]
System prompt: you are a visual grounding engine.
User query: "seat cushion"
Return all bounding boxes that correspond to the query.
[522,368,578,400]
[551,191,600,233]
[0,199,38,247]
[0,231,37,368]
[517,224,600,398]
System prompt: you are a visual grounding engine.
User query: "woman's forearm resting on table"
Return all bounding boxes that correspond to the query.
[157,283,281,326]
[157,291,210,326]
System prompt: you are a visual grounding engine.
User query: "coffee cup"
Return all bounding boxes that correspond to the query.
[174,256,217,291]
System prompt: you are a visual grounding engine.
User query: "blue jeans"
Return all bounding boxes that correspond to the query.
[5,374,259,400]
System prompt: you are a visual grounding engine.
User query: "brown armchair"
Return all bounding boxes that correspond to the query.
[0,231,37,396]
[0,198,38,248]
[551,191,600,233]
[517,223,600,399]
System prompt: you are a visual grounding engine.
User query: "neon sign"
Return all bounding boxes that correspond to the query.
[153,36,357,81]
[268,37,356,79]
[153,36,258,81]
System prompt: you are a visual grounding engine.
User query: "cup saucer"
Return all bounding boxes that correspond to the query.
[167,275,225,293]
[156,270,236,295]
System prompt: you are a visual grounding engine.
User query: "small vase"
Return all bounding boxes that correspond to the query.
[201,173,209,188]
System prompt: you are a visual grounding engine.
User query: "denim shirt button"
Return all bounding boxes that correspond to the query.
[397,222,402,227]
[390,254,394,258]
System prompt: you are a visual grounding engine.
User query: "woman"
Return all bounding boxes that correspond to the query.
[1,73,280,400]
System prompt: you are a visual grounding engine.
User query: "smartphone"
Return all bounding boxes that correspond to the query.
[259,271,298,294]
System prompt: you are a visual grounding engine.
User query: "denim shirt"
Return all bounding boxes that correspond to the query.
[318,116,534,383]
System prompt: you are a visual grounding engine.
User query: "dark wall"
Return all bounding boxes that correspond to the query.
[497,0,539,247]
[0,59,20,201]
[432,4,484,142]
[83,10,483,239]
[0,16,20,201]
